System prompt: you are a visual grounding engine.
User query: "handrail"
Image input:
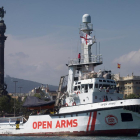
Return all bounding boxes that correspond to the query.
[68,55,103,65]
[0,116,27,124]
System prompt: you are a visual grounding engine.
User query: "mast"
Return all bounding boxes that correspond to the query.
[80,14,94,63]
[67,14,103,94]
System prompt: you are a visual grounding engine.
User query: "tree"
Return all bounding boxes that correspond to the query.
[125,93,140,99]
[0,95,13,115]
[34,93,41,99]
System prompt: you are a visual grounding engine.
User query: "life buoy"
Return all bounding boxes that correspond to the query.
[72,102,76,106]
[65,103,68,107]
[76,91,80,94]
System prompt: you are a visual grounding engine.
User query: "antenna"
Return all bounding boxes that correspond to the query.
[99,42,100,54]
[96,42,97,55]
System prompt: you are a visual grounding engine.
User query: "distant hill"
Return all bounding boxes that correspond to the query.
[4,75,58,93]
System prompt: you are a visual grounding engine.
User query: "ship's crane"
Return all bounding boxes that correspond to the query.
[55,76,65,107]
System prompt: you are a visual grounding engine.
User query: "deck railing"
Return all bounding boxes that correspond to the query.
[0,116,27,124]
[68,55,103,65]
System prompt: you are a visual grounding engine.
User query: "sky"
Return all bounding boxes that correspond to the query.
[1,0,140,86]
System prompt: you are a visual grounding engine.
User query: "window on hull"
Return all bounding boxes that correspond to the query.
[121,113,133,122]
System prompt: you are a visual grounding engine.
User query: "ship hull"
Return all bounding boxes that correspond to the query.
[0,107,140,136]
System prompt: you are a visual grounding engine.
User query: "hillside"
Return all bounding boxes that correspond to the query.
[4,75,58,93]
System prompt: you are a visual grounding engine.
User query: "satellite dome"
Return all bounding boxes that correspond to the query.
[82,14,91,23]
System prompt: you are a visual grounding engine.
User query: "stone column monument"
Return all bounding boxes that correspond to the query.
[0,7,7,95]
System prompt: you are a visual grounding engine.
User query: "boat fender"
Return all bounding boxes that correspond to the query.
[72,102,76,106]
[65,103,68,107]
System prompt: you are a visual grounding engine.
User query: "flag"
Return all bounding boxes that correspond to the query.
[117,63,121,69]
[80,31,92,45]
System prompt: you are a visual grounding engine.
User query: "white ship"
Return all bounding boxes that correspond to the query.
[1,14,140,136]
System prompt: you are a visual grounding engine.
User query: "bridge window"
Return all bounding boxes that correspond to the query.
[110,85,116,89]
[113,85,116,90]
[74,86,77,91]
[81,84,88,93]
[95,84,98,88]
[103,80,106,82]
[121,113,133,122]
[89,84,93,89]
[102,84,110,89]
[85,84,88,93]
[99,80,102,82]
[99,84,102,87]
[78,86,80,90]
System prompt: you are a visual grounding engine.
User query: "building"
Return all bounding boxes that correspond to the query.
[114,73,140,97]
[29,85,58,101]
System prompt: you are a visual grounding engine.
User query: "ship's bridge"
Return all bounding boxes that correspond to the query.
[68,54,103,66]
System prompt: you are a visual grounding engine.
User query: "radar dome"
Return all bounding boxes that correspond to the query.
[82,14,91,23]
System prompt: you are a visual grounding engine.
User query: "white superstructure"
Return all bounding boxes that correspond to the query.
[66,14,122,106]
[1,14,140,137]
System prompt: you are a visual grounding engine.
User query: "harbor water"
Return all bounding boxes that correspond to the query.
[1,136,140,140]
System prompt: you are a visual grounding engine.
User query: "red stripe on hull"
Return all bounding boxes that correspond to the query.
[86,112,92,131]
[1,129,139,136]
[90,111,97,131]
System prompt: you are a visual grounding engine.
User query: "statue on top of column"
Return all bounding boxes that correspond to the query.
[0,7,6,20]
